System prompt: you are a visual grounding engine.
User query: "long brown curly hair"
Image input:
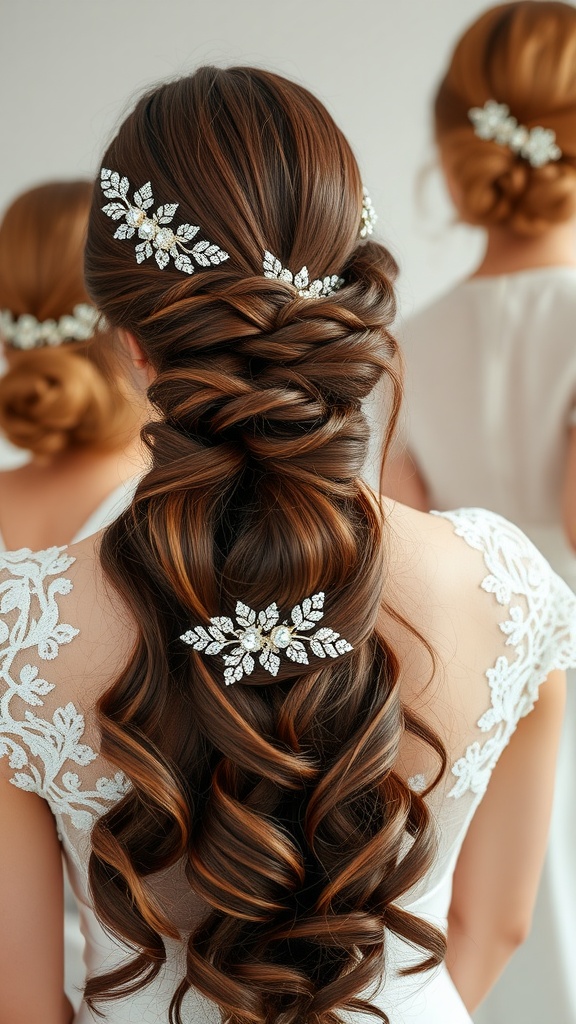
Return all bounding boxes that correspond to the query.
[84,66,446,1024]
[435,1,576,235]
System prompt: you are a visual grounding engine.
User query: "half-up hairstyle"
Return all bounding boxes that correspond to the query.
[0,181,139,456]
[435,1,576,235]
[84,66,446,1024]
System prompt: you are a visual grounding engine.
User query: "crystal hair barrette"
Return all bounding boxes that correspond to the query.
[262,187,377,298]
[263,251,344,299]
[360,187,377,238]
[100,169,229,275]
[468,100,562,169]
[180,591,353,685]
[0,303,99,350]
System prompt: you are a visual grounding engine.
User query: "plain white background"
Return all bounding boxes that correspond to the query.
[0,0,499,318]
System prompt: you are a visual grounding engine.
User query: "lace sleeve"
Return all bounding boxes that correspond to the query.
[0,547,126,832]
[434,508,576,800]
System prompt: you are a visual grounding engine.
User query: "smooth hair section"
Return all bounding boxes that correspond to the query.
[85,67,446,1024]
[435,1,576,235]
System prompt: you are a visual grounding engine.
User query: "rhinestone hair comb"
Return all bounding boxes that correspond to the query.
[0,304,99,350]
[468,100,562,168]
[180,592,353,685]
[100,169,229,274]
[262,252,344,298]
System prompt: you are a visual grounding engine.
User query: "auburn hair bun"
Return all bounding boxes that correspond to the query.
[435,2,576,235]
[0,346,114,456]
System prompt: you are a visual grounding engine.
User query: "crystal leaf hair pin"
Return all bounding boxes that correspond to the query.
[180,591,353,685]
[360,188,377,238]
[263,252,344,299]
[468,100,562,168]
[100,169,229,274]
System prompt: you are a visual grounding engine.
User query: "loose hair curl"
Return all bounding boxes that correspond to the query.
[435,1,576,235]
[0,181,136,455]
[84,67,446,1024]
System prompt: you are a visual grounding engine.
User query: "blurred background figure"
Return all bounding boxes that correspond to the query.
[0,181,147,550]
[384,4,576,1022]
[0,179,148,1005]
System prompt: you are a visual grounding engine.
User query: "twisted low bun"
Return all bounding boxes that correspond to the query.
[435,3,576,235]
[0,345,116,455]
[0,181,141,458]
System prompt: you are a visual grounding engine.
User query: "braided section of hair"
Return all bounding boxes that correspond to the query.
[84,67,447,1024]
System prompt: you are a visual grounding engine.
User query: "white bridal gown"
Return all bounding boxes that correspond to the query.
[399,266,576,1023]
[0,503,575,1023]
[0,475,139,1009]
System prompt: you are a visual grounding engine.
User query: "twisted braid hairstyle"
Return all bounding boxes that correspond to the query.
[84,66,446,1024]
[435,1,576,236]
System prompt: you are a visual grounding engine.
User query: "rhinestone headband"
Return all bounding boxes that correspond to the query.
[100,169,229,274]
[468,100,562,169]
[180,591,353,685]
[0,303,99,351]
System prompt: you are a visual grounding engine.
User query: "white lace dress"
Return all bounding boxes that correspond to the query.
[400,268,576,1023]
[0,508,574,1023]
[0,475,140,1009]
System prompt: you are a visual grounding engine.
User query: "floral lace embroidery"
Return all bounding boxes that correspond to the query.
[434,509,576,799]
[0,547,128,830]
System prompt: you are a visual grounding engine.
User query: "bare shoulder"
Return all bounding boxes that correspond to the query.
[382,499,491,606]
[379,500,524,674]
[0,530,140,702]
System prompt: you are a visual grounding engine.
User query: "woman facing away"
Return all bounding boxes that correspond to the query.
[384,4,576,1021]
[0,181,148,550]
[0,66,574,1024]
[0,180,149,1009]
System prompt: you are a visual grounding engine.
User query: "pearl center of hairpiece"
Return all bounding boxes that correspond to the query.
[155,227,176,250]
[126,206,146,228]
[270,625,293,649]
[138,218,157,241]
[239,627,262,652]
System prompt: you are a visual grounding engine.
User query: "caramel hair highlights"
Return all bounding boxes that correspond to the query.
[0,181,138,455]
[435,1,576,234]
[84,67,446,1024]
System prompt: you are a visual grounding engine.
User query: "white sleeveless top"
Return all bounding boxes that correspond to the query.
[0,507,574,1023]
[400,267,576,587]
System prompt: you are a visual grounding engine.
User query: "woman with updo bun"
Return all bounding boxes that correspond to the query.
[386,4,576,1021]
[0,181,147,549]
[0,66,574,1024]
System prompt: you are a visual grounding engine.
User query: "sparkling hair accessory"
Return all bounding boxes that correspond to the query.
[100,169,229,274]
[360,187,377,238]
[468,100,562,169]
[263,251,344,299]
[0,303,99,351]
[180,591,353,685]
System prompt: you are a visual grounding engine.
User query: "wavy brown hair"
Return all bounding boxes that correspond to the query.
[435,1,576,235]
[0,181,138,455]
[84,66,446,1024]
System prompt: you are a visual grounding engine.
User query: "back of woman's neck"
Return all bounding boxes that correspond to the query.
[471,221,576,278]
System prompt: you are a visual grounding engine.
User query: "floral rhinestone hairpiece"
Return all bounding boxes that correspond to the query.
[263,252,344,298]
[0,303,99,350]
[180,591,353,685]
[262,188,378,299]
[468,100,562,169]
[360,187,378,238]
[100,169,229,274]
